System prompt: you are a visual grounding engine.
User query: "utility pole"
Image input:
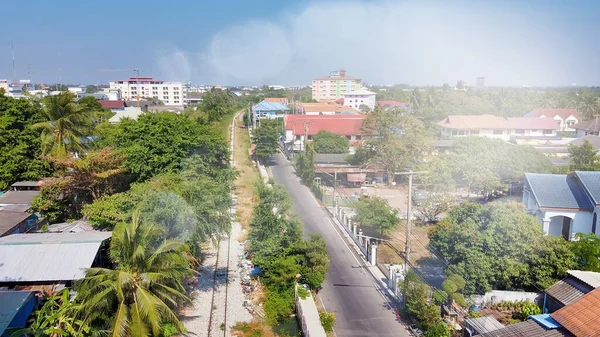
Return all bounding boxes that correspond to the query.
[333,169,338,206]
[394,170,427,273]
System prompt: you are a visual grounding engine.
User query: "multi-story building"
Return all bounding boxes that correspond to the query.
[343,88,376,110]
[311,69,361,101]
[109,77,187,106]
[0,79,8,93]
[438,114,560,141]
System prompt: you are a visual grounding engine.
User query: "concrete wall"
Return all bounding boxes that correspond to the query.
[295,284,327,337]
[472,290,541,307]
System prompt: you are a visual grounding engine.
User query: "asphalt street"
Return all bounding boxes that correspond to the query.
[269,153,410,337]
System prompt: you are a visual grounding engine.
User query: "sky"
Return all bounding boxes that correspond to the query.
[1,0,600,87]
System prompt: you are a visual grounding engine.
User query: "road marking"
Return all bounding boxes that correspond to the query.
[325,217,362,266]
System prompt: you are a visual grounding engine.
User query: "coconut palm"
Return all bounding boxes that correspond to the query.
[578,94,600,120]
[537,91,556,108]
[32,92,92,158]
[75,212,195,337]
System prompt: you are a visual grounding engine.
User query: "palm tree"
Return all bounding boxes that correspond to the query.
[578,94,600,120]
[32,92,92,158]
[537,91,556,108]
[409,89,422,111]
[75,212,195,337]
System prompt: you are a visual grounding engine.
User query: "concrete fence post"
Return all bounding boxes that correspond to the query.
[358,229,363,244]
[370,244,377,265]
[353,225,357,237]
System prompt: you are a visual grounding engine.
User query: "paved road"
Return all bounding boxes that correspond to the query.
[270,153,410,337]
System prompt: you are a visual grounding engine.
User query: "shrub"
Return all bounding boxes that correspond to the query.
[297,286,310,300]
[452,293,467,307]
[447,274,466,291]
[441,280,458,294]
[433,289,449,304]
[319,311,336,332]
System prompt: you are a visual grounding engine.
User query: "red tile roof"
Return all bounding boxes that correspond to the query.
[98,100,125,109]
[531,109,579,120]
[508,117,561,130]
[377,100,408,108]
[284,115,365,136]
[264,97,289,104]
[438,114,512,129]
[551,287,600,336]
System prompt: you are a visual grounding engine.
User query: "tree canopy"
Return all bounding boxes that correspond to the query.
[312,130,350,154]
[568,139,600,171]
[252,119,280,162]
[353,196,400,237]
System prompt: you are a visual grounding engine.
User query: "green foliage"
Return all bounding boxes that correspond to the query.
[568,139,600,171]
[82,191,141,229]
[294,143,315,186]
[526,236,578,289]
[572,233,600,271]
[252,119,280,162]
[429,202,548,293]
[197,88,234,123]
[400,271,441,325]
[297,286,309,299]
[162,323,179,337]
[432,289,449,304]
[451,293,467,307]
[312,130,349,154]
[0,94,53,190]
[353,196,400,237]
[76,212,194,337]
[423,322,451,337]
[447,274,466,291]
[319,311,336,332]
[441,280,458,294]
[521,301,541,317]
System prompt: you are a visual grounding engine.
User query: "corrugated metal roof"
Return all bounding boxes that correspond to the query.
[525,173,594,210]
[252,100,290,112]
[479,319,573,337]
[0,211,33,236]
[546,277,593,306]
[0,291,35,334]
[551,287,600,337]
[465,316,505,334]
[0,232,111,283]
[0,191,40,206]
[567,270,600,288]
[530,314,562,329]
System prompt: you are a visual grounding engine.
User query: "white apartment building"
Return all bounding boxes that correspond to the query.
[311,69,362,101]
[109,77,187,106]
[343,88,376,110]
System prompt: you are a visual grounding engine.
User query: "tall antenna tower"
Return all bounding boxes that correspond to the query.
[11,40,16,83]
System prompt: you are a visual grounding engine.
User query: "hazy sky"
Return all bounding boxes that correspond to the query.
[2,0,599,87]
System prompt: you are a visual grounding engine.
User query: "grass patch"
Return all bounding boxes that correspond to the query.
[232,321,275,337]
[233,111,260,232]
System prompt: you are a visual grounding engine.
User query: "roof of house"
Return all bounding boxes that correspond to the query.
[10,181,40,188]
[300,103,361,114]
[569,136,600,150]
[0,211,33,236]
[284,115,365,136]
[508,117,561,130]
[252,100,290,112]
[478,319,573,337]
[0,232,112,283]
[45,219,94,233]
[465,316,505,334]
[531,109,579,120]
[0,191,40,206]
[571,118,600,132]
[343,88,375,96]
[314,153,350,165]
[264,97,288,103]
[438,114,513,129]
[574,171,600,205]
[98,100,125,109]
[377,100,408,108]
[551,287,600,337]
[0,291,36,335]
[524,173,594,210]
[108,106,144,123]
[546,278,595,307]
[567,270,600,288]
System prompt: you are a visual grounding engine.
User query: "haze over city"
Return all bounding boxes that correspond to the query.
[2,0,600,87]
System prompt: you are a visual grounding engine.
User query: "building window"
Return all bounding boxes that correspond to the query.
[131,86,137,90]
[174,100,179,104]
[152,91,158,95]
[543,129,553,135]
[163,96,169,100]
[152,86,158,90]
[153,96,158,99]
[493,129,503,135]
[516,129,525,134]
[471,130,479,135]
[355,135,362,140]
[163,87,168,90]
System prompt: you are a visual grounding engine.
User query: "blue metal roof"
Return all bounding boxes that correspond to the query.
[575,171,600,205]
[252,100,290,112]
[528,314,562,329]
[0,291,36,335]
[526,173,594,210]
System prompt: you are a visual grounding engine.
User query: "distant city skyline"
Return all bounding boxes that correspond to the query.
[1,0,600,87]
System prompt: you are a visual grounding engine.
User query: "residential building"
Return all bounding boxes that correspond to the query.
[67,86,84,94]
[0,190,40,209]
[522,171,600,240]
[376,100,408,109]
[9,181,41,192]
[98,100,126,111]
[464,316,504,336]
[569,135,600,153]
[551,287,600,336]
[571,117,600,137]
[311,69,362,101]
[478,314,572,337]
[438,115,560,141]
[252,100,290,122]
[544,270,600,313]
[283,114,365,152]
[0,232,112,287]
[109,77,187,106]
[524,109,580,132]
[100,88,122,100]
[108,106,145,124]
[264,97,289,105]
[343,88,376,110]
[0,291,38,337]
[0,211,36,237]
[297,102,360,115]
[187,92,202,104]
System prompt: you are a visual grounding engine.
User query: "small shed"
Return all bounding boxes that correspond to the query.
[0,211,36,237]
[464,316,505,336]
[0,291,37,337]
[10,181,41,191]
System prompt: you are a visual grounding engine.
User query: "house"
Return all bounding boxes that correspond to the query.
[569,136,600,153]
[283,114,365,152]
[297,102,360,115]
[98,99,126,111]
[523,171,600,240]
[550,287,600,336]
[108,106,145,124]
[0,211,36,237]
[0,190,40,209]
[571,117,600,137]
[464,316,505,336]
[544,270,600,313]
[187,92,202,104]
[264,97,289,105]
[479,314,572,337]
[438,115,560,141]
[343,88,376,110]
[524,109,580,132]
[0,232,112,287]
[376,100,408,109]
[251,100,290,121]
[0,291,38,337]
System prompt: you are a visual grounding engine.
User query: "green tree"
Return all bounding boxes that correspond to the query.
[85,85,98,93]
[294,143,315,186]
[424,322,451,337]
[578,94,599,120]
[76,212,194,337]
[312,130,350,154]
[197,88,234,122]
[33,92,93,158]
[568,139,600,171]
[572,233,600,271]
[353,197,400,238]
[252,119,280,162]
[525,236,577,289]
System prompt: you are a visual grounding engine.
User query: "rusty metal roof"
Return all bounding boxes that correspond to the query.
[546,277,595,306]
[552,287,600,337]
[479,319,573,337]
